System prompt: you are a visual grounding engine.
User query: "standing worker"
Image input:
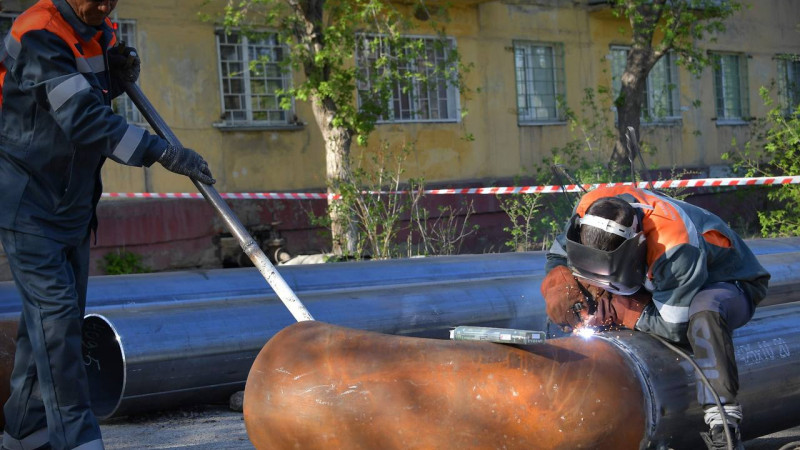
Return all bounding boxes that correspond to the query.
[541,186,770,450]
[0,0,214,448]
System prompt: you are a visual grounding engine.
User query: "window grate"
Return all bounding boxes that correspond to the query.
[356,35,460,123]
[514,41,565,123]
[216,31,292,126]
[777,56,800,116]
[111,19,143,125]
[712,52,749,120]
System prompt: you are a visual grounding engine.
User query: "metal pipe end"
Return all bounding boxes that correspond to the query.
[83,314,127,420]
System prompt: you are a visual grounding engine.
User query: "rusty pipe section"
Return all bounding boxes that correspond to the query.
[243,302,800,449]
[244,320,647,449]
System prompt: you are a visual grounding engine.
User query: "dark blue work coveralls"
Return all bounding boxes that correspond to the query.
[0,0,167,448]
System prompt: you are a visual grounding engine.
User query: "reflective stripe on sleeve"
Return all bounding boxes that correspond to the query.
[48,73,91,111]
[75,54,105,74]
[113,125,146,163]
[652,299,690,324]
[4,33,20,59]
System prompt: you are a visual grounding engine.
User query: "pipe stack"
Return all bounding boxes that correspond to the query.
[0,238,798,424]
[83,248,800,420]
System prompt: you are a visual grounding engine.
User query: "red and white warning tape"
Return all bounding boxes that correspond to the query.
[101,175,800,200]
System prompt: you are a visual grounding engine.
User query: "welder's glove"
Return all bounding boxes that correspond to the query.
[108,41,141,83]
[586,290,651,330]
[158,144,216,185]
[542,265,606,330]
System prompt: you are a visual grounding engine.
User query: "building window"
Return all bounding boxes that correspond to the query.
[356,35,460,123]
[514,41,565,123]
[216,30,292,126]
[111,19,143,124]
[611,47,681,122]
[777,55,800,116]
[711,52,749,121]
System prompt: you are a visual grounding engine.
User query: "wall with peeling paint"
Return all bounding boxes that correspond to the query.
[2,0,798,193]
[0,1,797,275]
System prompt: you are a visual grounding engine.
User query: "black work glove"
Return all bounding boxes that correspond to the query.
[158,144,216,185]
[108,41,141,83]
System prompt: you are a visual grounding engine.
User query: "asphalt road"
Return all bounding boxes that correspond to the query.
[100,404,800,449]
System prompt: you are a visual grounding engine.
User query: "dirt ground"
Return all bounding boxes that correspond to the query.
[99,404,800,450]
[100,405,252,450]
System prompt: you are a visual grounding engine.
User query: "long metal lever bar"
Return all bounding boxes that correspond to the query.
[122,82,314,322]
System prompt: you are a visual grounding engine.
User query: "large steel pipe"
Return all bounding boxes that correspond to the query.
[242,302,800,449]
[3,236,800,312]
[82,274,545,419]
[0,252,550,314]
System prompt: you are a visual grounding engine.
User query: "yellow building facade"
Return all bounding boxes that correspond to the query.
[2,0,799,194]
[1,0,799,276]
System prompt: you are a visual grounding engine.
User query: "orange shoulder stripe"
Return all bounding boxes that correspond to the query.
[11,0,107,60]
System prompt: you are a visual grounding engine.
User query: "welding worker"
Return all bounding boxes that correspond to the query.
[541,185,769,450]
[0,0,214,448]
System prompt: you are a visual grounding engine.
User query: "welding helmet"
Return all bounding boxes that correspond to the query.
[564,210,647,296]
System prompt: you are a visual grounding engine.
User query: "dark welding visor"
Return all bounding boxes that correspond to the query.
[564,214,647,295]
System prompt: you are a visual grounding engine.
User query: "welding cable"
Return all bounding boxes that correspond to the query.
[650,334,734,450]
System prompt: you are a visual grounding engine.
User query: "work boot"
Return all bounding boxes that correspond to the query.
[700,424,744,450]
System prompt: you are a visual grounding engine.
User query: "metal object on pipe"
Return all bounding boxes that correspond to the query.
[121,81,312,322]
[242,303,800,450]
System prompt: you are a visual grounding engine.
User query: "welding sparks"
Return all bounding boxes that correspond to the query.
[576,327,596,339]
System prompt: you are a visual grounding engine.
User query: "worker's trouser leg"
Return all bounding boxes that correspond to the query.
[687,282,754,426]
[0,229,103,450]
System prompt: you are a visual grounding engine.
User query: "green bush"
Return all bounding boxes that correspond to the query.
[724,87,800,237]
[99,250,151,275]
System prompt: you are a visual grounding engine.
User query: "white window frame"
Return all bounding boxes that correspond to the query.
[215,29,294,128]
[111,18,143,125]
[355,34,460,124]
[514,40,566,124]
[776,55,800,116]
[610,46,681,123]
[711,52,749,123]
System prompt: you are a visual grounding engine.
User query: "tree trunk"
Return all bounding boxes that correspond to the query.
[310,96,358,256]
[611,0,665,172]
[612,48,653,173]
[288,0,359,256]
